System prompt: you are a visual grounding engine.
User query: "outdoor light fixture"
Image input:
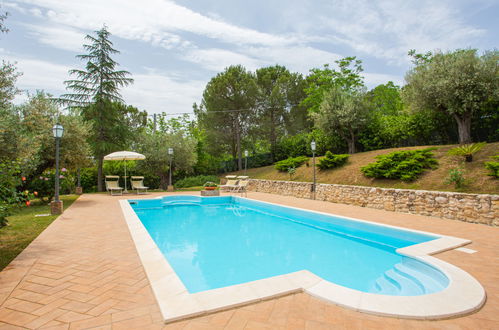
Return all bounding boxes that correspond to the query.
[51,123,64,214]
[168,147,174,191]
[311,140,316,200]
[244,150,248,175]
[52,123,64,138]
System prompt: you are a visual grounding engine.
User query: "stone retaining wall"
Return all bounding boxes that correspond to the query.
[247,179,499,226]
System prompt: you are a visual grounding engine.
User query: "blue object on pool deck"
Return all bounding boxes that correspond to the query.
[129,196,449,295]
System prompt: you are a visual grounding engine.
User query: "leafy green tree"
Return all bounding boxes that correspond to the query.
[58,26,134,191]
[0,7,8,34]
[368,81,403,116]
[137,117,197,189]
[255,65,306,161]
[403,49,499,144]
[312,87,370,154]
[302,56,364,113]
[196,65,258,171]
[0,61,21,109]
[0,92,92,192]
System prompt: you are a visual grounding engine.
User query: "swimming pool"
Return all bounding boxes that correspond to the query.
[120,195,485,322]
[131,196,447,295]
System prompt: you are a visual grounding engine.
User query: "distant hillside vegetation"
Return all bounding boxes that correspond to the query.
[227,143,499,195]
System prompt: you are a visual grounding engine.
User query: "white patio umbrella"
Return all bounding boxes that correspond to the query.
[104,151,146,193]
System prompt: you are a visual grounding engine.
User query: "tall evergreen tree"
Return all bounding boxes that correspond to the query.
[255,65,307,162]
[196,65,258,171]
[59,26,134,191]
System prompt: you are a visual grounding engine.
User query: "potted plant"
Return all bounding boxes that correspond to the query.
[203,182,218,190]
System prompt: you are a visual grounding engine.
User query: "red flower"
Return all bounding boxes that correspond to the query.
[22,176,26,181]
[34,191,38,196]
[25,201,31,207]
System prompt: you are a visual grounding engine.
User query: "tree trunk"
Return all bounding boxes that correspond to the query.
[235,120,242,171]
[159,172,168,190]
[453,113,472,144]
[270,111,276,162]
[97,156,103,192]
[347,130,356,154]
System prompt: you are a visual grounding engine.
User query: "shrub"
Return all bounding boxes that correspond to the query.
[447,142,486,162]
[361,148,438,181]
[274,156,309,172]
[484,155,499,178]
[79,167,98,192]
[317,152,349,170]
[203,181,217,187]
[287,167,296,180]
[174,175,220,188]
[445,168,465,188]
[28,169,73,201]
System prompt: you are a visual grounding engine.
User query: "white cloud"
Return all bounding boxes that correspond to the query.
[318,0,485,64]
[122,72,205,114]
[14,0,296,47]
[22,24,85,52]
[244,46,343,75]
[7,54,204,114]
[8,56,70,94]
[362,72,403,88]
[183,48,262,72]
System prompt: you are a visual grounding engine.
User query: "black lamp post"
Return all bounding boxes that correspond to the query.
[51,123,64,214]
[311,140,316,200]
[168,147,174,192]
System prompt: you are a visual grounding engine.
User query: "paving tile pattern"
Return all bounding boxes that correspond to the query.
[0,192,498,329]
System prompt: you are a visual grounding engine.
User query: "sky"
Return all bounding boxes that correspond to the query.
[2,0,498,115]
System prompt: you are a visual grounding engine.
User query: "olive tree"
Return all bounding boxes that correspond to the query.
[312,87,370,154]
[403,49,499,144]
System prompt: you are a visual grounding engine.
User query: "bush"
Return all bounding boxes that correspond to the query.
[448,142,486,162]
[361,148,438,181]
[79,167,98,192]
[484,155,499,178]
[274,156,309,172]
[445,168,465,188]
[28,168,73,202]
[317,152,349,170]
[174,175,220,188]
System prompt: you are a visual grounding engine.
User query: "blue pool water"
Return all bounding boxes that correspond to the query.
[130,196,449,296]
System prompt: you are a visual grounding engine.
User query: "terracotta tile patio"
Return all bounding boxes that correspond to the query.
[0,191,497,329]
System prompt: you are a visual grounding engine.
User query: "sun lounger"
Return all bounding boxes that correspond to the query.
[105,176,124,196]
[131,176,148,194]
[233,177,249,196]
[219,175,239,192]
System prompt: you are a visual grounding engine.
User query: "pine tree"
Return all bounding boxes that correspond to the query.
[59,26,134,191]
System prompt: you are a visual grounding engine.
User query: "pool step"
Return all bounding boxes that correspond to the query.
[372,260,446,296]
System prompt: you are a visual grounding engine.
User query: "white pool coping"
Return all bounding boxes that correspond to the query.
[119,195,486,323]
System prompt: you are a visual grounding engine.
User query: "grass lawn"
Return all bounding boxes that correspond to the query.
[228,143,499,195]
[174,186,204,191]
[0,195,79,271]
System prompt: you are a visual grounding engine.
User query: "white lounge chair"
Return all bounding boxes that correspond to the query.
[131,176,148,194]
[105,176,124,196]
[219,175,239,192]
[233,177,249,196]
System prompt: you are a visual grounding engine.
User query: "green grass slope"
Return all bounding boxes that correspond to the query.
[229,143,499,195]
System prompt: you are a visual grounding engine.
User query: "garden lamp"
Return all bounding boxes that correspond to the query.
[168,147,174,190]
[311,140,316,200]
[51,123,64,214]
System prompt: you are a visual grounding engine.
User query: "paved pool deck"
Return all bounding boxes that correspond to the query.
[0,191,497,329]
